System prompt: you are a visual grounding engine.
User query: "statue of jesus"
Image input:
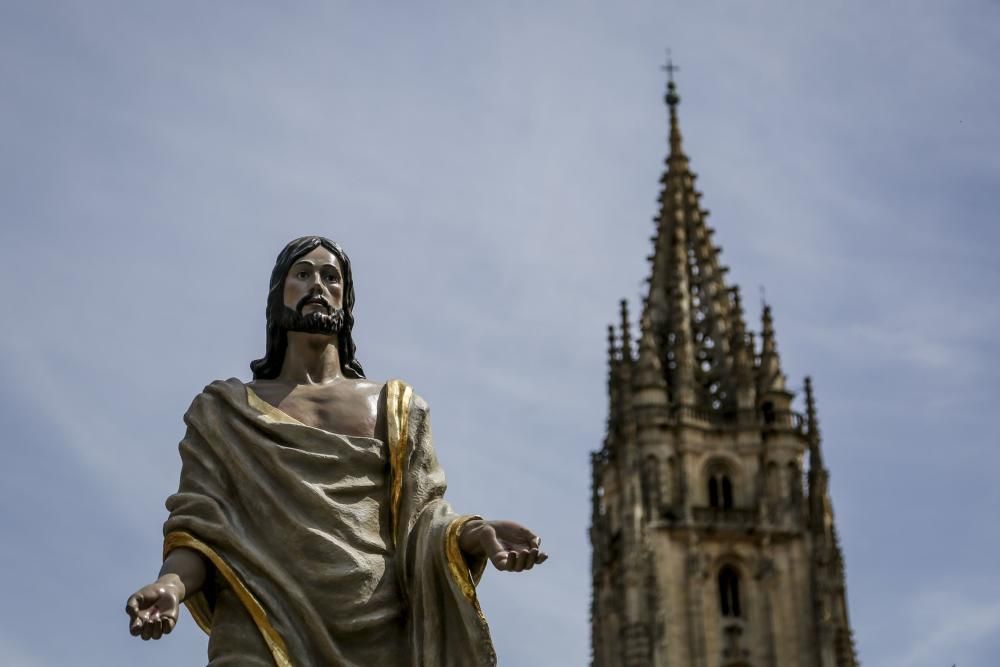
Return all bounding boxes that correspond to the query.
[125,236,547,666]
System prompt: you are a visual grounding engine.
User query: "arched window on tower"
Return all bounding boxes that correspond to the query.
[762,400,776,425]
[718,566,743,618]
[707,465,735,510]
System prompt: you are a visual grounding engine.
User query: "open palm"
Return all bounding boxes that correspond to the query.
[466,519,549,572]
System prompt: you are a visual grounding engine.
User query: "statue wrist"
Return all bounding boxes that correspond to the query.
[156,573,186,600]
[458,518,486,555]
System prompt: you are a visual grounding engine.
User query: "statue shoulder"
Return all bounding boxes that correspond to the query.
[203,377,247,397]
[350,376,386,399]
[385,378,429,414]
[185,378,246,414]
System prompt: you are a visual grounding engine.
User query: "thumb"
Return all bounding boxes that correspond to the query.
[126,591,147,617]
[482,525,508,567]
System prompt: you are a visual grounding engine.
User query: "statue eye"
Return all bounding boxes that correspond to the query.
[297,271,309,279]
[324,273,339,283]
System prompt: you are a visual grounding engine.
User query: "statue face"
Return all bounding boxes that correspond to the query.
[283,246,345,316]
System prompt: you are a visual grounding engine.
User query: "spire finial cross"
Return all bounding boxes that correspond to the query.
[661,49,680,84]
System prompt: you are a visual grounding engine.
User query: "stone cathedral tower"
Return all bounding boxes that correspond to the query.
[589,70,859,667]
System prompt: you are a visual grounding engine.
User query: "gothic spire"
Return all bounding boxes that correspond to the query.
[664,54,685,169]
[758,303,788,394]
[607,324,618,367]
[804,375,822,458]
[619,299,633,363]
[728,286,756,411]
[593,57,858,667]
[642,59,751,415]
[632,303,669,404]
[805,376,831,534]
[606,324,620,440]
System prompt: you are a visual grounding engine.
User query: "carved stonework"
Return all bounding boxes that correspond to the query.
[589,65,857,667]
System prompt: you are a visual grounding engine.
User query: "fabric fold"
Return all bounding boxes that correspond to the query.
[162,378,495,666]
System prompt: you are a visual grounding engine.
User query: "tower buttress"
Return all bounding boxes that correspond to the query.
[805,376,859,667]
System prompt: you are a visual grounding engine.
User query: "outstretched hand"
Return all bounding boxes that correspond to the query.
[459,519,549,572]
[125,576,183,640]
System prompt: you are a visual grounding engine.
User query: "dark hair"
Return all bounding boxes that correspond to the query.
[250,236,365,380]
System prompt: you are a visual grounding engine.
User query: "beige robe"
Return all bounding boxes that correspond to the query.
[162,378,495,667]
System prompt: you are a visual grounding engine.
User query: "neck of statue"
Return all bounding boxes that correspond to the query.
[278,332,343,384]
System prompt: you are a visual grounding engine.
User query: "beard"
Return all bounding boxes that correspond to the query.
[279,304,345,336]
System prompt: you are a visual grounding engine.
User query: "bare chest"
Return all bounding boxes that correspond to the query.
[249,381,383,440]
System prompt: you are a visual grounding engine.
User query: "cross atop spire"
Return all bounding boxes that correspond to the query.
[661,50,681,108]
[661,49,680,83]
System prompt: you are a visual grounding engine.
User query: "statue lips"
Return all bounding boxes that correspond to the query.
[298,295,331,314]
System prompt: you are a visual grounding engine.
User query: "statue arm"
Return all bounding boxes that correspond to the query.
[125,543,210,640]
[157,545,209,600]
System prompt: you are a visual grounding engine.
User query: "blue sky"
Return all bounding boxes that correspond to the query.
[1,2,998,665]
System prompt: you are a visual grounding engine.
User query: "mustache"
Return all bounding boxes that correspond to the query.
[297,294,332,313]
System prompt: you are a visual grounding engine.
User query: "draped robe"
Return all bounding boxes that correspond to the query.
[162,378,496,666]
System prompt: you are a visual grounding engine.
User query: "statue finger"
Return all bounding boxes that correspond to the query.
[514,550,530,572]
[536,551,549,564]
[516,549,533,572]
[126,593,143,618]
[129,614,144,636]
[504,550,517,572]
[490,551,509,570]
[162,614,177,635]
[134,608,152,628]
[141,619,155,641]
[522,547,539,570]
[151,618,164,640]
[510,550,523,572]
[530,536,541,549]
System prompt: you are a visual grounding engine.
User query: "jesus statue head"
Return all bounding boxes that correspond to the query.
[250,236,366,380]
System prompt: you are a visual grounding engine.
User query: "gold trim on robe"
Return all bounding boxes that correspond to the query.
[164,531,293,667]
[445,515,489,611]
[386,379,413,545]
[244,385,302,427]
